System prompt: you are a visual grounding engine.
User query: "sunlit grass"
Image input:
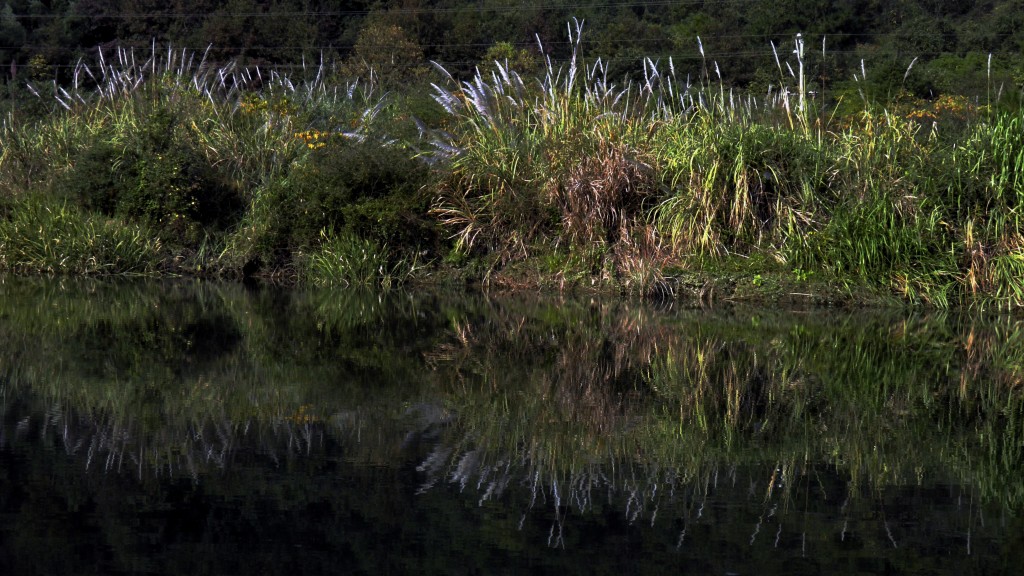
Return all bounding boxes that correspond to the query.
[1,27,1023,301]
[303,229,422,288]
[0,196,160,274]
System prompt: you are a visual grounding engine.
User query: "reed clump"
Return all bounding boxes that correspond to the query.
[0,196,160,274]
[428,20,666,289]
[304,230,422,288]
[424,23,1024,303]
[1,27,1024,302]
[0,44,432,282]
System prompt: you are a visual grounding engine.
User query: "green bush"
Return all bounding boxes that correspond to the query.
[64,141,124,215]
[250,139,436,261]
[117,143,240,243]
[61,106,243,249]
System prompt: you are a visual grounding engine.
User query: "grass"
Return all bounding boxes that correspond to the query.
[0,196,160,275]
[427,21,666,289]
[422,23,1024,303]
[1,44,422,283]
[1,27,1024,303]
[303,229,421,288]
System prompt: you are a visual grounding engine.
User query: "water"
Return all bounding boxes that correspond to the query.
[0,277,1021,574]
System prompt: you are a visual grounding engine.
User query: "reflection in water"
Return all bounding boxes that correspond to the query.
[0,277,1022,574]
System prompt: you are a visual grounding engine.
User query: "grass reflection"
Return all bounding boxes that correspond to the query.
[0,277,445,477]
[427,302,1024,514]
[1,276,1023,517]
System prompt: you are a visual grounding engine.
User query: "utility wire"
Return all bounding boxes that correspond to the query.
[9,1,798,19]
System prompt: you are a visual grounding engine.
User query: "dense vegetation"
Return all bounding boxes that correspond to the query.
[1,1,1024,305]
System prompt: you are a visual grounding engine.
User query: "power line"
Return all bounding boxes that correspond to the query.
[14,50,1004,70]
[9,0,1020,19]
[10,1,770,19]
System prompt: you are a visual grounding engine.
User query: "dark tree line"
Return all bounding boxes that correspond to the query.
[2,0,1023,97]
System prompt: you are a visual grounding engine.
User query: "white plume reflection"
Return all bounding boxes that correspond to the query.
[413,434,1000,559]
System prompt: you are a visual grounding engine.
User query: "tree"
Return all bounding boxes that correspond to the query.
[342,14,429,87]
[1,3,27,75]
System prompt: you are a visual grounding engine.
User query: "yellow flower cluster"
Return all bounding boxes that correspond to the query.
[934,94,972,116]
[905,94,975,124]
[239,95,267,115]
[294,129,333,149]
[906,107,937,122]
[272,97,296,116]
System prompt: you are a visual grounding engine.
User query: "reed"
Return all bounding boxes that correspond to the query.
[428,20,666,288]
[303,229,421,288]
[424,23,1024,303]
[653,114,826,258]
[2,29,1024,300]
[0,196,160,275]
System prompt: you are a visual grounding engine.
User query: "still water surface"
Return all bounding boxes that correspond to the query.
[0,277,1022,574]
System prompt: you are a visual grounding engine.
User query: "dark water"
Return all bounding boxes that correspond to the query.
[1,277,1022,575]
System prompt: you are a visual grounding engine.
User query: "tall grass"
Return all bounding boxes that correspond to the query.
[0,197,160,274]
[2,28,1024,301]
[0,43,412,278]
[653,117,825,258]
[303,229,421,288]
[428,20,665,288]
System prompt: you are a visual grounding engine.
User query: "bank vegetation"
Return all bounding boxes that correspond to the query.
[1,24,1023,306]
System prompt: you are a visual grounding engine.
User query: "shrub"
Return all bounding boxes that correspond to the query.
[62,106,243,249]
[63,141,124,215]
[117,142,241,245]
[289,141,429,243]
[227,138,437,271]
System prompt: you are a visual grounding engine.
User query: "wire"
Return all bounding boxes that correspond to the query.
[13,50,996,70]
[9,0,1020,19]
[11,1,771,19]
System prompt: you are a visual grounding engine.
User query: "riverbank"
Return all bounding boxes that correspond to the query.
[2,37,1022,308]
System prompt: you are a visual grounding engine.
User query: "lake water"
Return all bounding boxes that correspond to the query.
[0,277,1022,574]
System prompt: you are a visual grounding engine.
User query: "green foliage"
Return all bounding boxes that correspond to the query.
[232,139,435,270]
[3,14,1024,300]
[0,3,26,66]
[63,141,123,214]
[59,104,242,249]
[479,41,540,77]
[0,196,160,275]
[1,42,434,279]
[3,0,1024,105]
[304,229,419,288]
[342,17,429,88]
[293,141,431,245]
